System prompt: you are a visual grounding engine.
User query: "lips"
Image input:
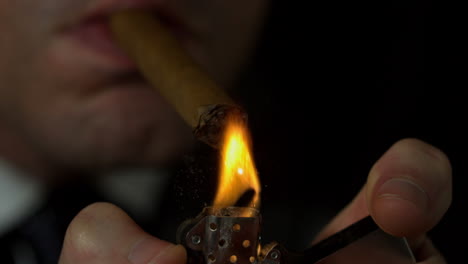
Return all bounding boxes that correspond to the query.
[62,0,187,71]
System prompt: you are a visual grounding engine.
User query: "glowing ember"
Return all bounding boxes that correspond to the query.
[213,116,261,209]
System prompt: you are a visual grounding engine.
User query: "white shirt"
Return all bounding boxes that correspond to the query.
[0,159,168,236]
[0,159,45,236]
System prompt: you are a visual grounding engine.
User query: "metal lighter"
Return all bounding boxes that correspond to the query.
[176,206,416,264]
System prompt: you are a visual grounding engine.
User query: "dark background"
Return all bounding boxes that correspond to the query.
[161,0,466,263]
[3,1,465,263]
[243,0,466,262]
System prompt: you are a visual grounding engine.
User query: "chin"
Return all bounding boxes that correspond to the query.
[23,96,194,172]
[46,120,194,171]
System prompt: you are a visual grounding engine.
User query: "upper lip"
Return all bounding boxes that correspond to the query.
[87,0,162,18]
[68,0,188,35]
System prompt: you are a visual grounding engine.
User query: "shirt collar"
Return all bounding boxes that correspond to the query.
[0,159,46,236]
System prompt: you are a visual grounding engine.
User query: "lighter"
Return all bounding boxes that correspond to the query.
[176,206,416,264]
[174,117,417,264]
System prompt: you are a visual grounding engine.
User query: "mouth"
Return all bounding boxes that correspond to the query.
[60,0,189,71]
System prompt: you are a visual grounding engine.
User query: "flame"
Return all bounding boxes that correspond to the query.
[213,116,261,209]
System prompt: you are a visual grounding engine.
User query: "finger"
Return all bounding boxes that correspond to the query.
[311,186,369,243]
[414,235,447,264]
[366,138,452,240]
[312,138,452,262]
[59,202,187,264]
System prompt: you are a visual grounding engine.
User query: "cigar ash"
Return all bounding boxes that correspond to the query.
[194,104,247,149]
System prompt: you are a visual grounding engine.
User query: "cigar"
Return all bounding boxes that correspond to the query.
[109,10,245,148]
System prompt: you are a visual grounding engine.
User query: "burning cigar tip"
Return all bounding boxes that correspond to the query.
[109,9,245,148]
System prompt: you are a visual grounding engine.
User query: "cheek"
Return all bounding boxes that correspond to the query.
[0,2,58,118]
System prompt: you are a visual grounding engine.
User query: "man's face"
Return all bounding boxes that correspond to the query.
[0,0,268,169]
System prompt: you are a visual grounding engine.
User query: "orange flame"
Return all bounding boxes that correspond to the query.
[213,116,261,209]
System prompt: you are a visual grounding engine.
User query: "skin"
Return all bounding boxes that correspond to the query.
[0,0,451,263]
[0,0,269,174]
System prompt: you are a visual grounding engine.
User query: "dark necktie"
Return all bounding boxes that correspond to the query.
[0,206,62,264]
[0,177,107,264]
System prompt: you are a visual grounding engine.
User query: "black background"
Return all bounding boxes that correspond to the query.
[240,0,466,262]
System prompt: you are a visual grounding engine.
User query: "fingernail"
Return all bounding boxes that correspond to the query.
[377,178,429,211]
[153,244,186,264]
[129,237,184,264]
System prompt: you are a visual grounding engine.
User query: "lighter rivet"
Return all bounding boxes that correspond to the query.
[219,239,226,247]
[270,250,279,259]
[192,235,201,245]
[208,254,216,263]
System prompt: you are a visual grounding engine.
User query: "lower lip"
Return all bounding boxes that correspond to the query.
[65,17,136,69]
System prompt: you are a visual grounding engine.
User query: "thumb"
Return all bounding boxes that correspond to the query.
[312,138,451,263]
[366,138,452,240]
[59,202,187,264]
